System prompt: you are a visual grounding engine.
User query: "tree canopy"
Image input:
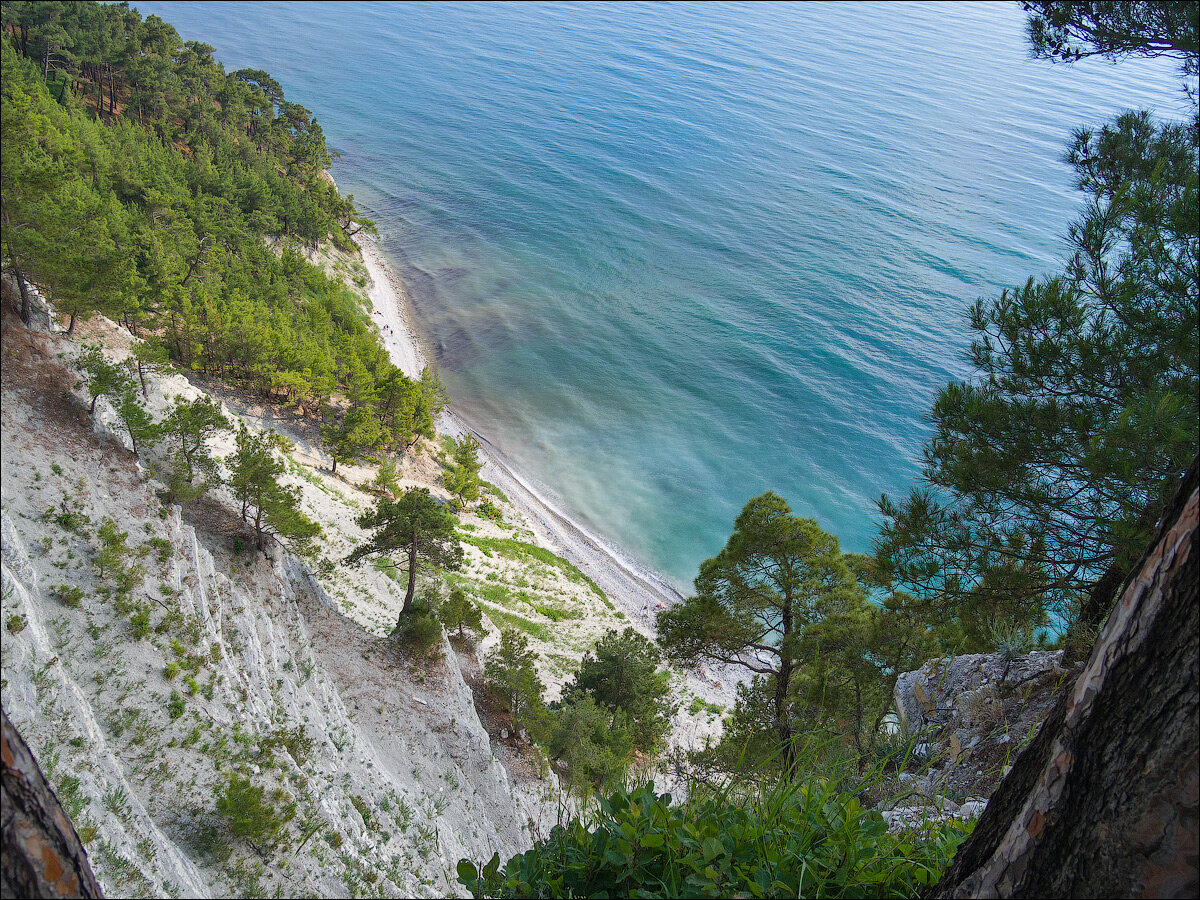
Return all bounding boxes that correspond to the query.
[658,493,862,769]
[345,488,463,628]
[877,14,1198,648]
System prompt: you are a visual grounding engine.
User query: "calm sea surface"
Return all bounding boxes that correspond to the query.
[140,1,1189,589]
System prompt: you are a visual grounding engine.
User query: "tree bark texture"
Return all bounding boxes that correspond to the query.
[1,707,104,898]
[931,456,1199,898]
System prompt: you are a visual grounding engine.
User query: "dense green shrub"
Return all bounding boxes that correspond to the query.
[459,781,970,899]
[545,696,635,793]
[395,597,444,660]
[216,773,296,852]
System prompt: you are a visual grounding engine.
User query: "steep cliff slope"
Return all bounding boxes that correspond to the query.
[0,309,558,898]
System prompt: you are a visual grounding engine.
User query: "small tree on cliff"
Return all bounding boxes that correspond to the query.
[563,627,674,752]
[485,628,545,729]
[444,433,482,508]
[345,487,463,631]
[160,395,229,502]
[657,492,860,771]
[439,586,483,640]
[229,426,320,552]
[77,346,133,415]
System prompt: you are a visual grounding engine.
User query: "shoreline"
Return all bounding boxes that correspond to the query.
[353,233,685,631]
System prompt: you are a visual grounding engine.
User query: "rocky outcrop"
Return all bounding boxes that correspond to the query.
[881,650,1077,832]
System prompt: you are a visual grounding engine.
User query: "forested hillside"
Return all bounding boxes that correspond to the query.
[2,0,434,461]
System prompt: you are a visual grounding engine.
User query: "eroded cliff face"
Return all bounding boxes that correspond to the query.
[0,313,557,898]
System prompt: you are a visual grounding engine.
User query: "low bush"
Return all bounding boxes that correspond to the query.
[395,599,444,660]
[216,773,296,852]
[458,780,971,899]
[52,584,86,608]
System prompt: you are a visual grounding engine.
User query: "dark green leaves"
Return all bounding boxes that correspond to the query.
[457,782,971,899]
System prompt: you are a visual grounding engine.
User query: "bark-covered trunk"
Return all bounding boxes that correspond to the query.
[402,541,417,615]
[7,253,33,328]
[136,357,148,398]
[1,708,104,898]
[931,455,1199,899]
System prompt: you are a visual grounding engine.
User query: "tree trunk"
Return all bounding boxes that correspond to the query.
[775,659,794,772]
[402,541,418,615]
[931,455,1199,899]
[1,708,104,898]
[7,253,33,327]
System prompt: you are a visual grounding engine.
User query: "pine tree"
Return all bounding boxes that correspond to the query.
[229,426,319,551]
[345,487,463,629]
[438,586,483,640]
[564,627,673,752]
[657,493,861,771]
[484,628,545,727]
[160,395,229,502]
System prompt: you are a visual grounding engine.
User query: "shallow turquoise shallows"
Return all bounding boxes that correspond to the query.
[139,1,1188,590]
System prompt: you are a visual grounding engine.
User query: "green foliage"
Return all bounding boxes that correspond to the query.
[418,365,450,418]
[658,493,862,771]
[546,695,636,793]
[259,726,315,766]
[484,628,545,728]
[216,773,296,852]
[76,346,132,415]
[1024,1,1198,74]
[229,426,320,552]
[346,487,462,628]
[444,433,483,507]
[114,384,158,455]
[167,690,185,719]
[439,586,484,640]
[371,456,401,498]
[460,534,607,599]
[458,781,971,899]
[52,583,84,607]
[94,517,129,580]
[564,627,674,753]
[0,6,420,455]
[982,618,1040,663]
[876,8,1198,648]
[128,602,151,639]
[160,395,229,502]
[395,597,445,660]
[477,497,504,524]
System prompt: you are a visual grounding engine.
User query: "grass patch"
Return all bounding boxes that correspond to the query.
[480,604,552,642]
[461,535,610,606]
[532,601,580,622]
[373,558,401,582]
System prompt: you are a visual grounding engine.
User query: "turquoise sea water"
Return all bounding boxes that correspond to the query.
[140,1,1189,590]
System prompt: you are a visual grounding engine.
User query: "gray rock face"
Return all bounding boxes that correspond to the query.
[893,651,1067,740]
[887,650,1076,815]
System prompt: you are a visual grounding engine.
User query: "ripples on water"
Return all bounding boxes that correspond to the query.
[142,1,1188,589]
